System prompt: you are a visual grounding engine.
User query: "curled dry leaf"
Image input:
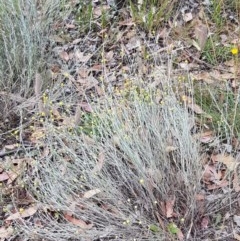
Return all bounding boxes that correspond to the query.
[212,154,238,171]
[64,214,93,229]
[203,164,220,184]
[83,189,101,199]
[198,131,215,143]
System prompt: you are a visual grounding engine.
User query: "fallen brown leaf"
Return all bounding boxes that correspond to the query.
[165,197,175,218]
[64,214,93,229]
[75,50,92,63]
[6,205,38,221]
[195,194,205,201]
[59,51,70,61]
[201,216,209,229]
[203,164,220,184]
[5,144,19,150]
[0,172,10,182]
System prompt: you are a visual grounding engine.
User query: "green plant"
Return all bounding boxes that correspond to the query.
[194,82,240,140]
[75,2,94,33]
[129,0,176,32]
[202,35,230,65]
[211,0,225,29]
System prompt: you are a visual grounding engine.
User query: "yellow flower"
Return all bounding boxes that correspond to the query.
[139,179,144,184]
[231,47,238,55]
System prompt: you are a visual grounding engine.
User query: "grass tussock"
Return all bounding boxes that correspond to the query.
[0,0,69,131]
[16,87,203,240]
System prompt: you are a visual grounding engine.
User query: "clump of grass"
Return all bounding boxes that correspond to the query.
[129,0,177,33]
[16,86,203,240]
[194,82,240,141]
[202,35,231,65]
[0,0,71,134]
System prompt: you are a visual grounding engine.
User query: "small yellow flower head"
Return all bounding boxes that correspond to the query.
[19,208,24,214]
[139,179,144,184]
[231,47,238,55]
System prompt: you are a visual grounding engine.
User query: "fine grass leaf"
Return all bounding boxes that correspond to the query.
[83,189,101,199]
[64,214,93,229]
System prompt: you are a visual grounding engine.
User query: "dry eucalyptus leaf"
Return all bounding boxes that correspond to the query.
[64,214,93,229]
[5,144,19,150]
[75,50,92,63]
[20,206,38,218]
[0,172,10,182]
[6,206,38,220]
[59,51,70,61]
[83,189,101,199]
[165,197,175,218]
